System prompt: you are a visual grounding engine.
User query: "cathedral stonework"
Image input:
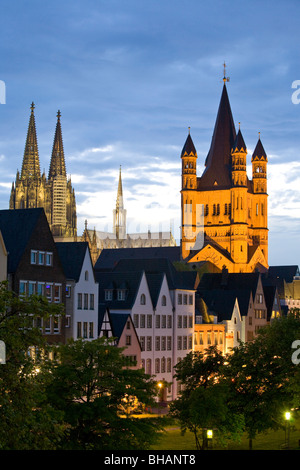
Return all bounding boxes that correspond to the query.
[9,103,77,241]
[181,77,268,273]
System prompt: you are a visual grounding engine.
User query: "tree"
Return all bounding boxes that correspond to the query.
[224,312,300,449]
[0,282,65,449]
[170,347,244,449]
[44,337,162,450]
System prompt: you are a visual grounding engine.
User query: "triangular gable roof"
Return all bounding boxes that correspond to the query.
[55,241,90,282]
[0,208,45,273]
[145,272,165,309]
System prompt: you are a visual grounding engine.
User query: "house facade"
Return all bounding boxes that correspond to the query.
[98,307,141,369]
[95,257,198,400]
[0,208,67,344]
[56,242,98,342]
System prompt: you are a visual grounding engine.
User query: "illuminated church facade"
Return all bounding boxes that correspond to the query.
[181,75,268,273]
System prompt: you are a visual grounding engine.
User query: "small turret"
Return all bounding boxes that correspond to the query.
[252,134,267,193]
[181,128,197,190]
[231,125,247,187]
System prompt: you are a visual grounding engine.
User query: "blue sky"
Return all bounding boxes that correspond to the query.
[0,0,299,266]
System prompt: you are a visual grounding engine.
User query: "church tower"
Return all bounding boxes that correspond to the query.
[48,110,77,239]
[180,70,268,273]
[10,102,51,218]
[10,103,77,241]
[113,166,127,240]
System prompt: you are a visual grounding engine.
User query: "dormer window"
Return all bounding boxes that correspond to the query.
[105,290,113,301]
[117,289,126,301]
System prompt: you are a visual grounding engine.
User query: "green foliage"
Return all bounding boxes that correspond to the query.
[224,312,300,448]
[44,337,162,450]
[170,347,244,449]
[0,282,65,449]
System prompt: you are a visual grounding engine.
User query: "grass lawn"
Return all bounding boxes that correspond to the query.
[150,417,300,451]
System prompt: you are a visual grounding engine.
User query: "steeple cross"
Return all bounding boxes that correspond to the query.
[223,62,230,83]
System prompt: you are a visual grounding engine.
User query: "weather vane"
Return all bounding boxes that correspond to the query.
[223,62,230,83]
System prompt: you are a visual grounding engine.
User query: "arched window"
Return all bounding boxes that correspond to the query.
[84,270,89,281]
[161,295,166,306]
[140,294,146,305]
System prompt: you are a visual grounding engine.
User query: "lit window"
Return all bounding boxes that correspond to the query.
[38,251,45,265]
[31,250,37,265]
[19,280,27,296]
[46,252,53,266]
[54,284,61,303]
[28,282,36,296]
[45,284,52,302]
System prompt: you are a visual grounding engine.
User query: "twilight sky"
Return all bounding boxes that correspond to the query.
[0,0,299,266]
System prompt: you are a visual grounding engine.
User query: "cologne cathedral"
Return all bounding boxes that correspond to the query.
[9,103,77,241]
[180,73,268,273]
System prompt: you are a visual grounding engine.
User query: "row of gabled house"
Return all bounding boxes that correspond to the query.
[0,207,298,401]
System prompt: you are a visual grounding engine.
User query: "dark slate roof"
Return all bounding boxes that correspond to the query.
[109,312,132,343]
[199,289,239,321]
[199,83,236,190]
[55,242,89,282]
[263,284,279,320]
[94,246,181,271]
[112,258,198,290]
[145,272,165,308]
[251,137,267,161]
[95,270,144,309]
[232,128,246,153]
[198,271,260,299]
[181,132,197,157]
[0,208,45,273]
[267,265,299,283]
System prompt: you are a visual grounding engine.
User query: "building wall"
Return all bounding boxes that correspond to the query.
[0,232,7,281]
[73,248,98,341]
[11,213,67,344]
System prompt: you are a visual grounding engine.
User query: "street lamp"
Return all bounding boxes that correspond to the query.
[206,429,213,449]
[285,411,291,449]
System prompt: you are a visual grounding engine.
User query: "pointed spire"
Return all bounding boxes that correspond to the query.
[181,128,197,157]
[200,81,236,188]
[251,133,267,161]
[21,102,41,179]
[232,126,247,153]
[48,110,66,180]
[116,166,124,210]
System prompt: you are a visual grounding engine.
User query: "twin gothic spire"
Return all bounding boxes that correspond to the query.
[21,103,67,181]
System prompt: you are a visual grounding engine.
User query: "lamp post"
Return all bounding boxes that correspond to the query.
[157,382,163,415]
[206,429,213,449]
[285,411,291,449]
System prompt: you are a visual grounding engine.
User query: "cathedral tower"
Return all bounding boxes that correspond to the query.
[10,104,77,241]
[180,73,268,273]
